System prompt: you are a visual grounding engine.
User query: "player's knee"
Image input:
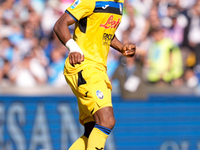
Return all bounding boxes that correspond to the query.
[94,106,115,129]
[106,117,116,129]
[97,116,116,129]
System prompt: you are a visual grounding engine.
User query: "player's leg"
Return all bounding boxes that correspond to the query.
[69,122,95,150]
[87,106,115,150]
[64,73,90,150]
[68,135,87,150]
[67,68,114,150]
[86,77,114,150]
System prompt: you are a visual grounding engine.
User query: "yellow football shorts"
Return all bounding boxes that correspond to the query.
[64,66,112,125]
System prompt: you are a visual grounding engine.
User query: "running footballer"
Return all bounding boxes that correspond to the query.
[53,0,136,149]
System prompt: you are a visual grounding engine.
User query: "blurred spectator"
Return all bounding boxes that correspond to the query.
[47,47,66,87]
[180,0,200,88]
[41,0,61,38]
[8,23,23,46]
[27,7,44,39]
[13,0,33,23]
[112,56,146,99]
[184,68,199,88]
[16,22,35,57]
[0,0,200,94]
[148,5,162,30]
[8,51,47,87]
[0,37,14,62]
[0,59,11,82]
[128,0,153,17]
[31,40,49,68]
[185,1,200,66]
[177,0,196,10]
[30,0,45,15]
[162,4,187,46]
[118,0,150,44]
[43,32,64,63]
[107,49,120,80]
[145,26,183,86]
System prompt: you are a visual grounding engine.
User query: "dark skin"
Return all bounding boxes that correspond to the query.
[54,12,136,135]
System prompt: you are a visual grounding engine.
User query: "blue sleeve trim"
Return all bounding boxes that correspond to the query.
[65,10,78,22]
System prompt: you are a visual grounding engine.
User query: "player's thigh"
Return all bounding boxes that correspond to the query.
[78,79,112,125]
[64,72,94,125]
[65,68,112,125]
[90,79,112,113]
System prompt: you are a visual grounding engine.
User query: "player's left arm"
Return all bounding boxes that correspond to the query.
[110,35,136,57]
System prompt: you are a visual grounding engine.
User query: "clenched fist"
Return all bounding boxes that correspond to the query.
[121,44,136,57]
[69,52,84,67]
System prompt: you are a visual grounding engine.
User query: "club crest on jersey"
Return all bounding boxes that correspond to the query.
[96,90,104,99]
[70,0,81,9]
[100,15,120,29]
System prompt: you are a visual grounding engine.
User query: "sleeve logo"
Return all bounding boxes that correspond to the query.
[70,0,81,9]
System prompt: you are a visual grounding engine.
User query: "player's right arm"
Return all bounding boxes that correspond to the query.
[53,13,84,66]
[53,13,75,46]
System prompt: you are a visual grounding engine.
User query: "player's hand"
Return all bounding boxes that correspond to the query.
[69,52,84,67]
[121,44,136,57]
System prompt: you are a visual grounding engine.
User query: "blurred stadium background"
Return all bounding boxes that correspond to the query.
[0,0,200,150]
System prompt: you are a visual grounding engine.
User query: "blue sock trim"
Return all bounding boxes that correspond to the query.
[94,124,111,135]
[83,132,89,138]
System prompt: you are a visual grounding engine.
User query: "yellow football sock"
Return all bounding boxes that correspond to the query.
[87,124,111,150]
[69,134,88,150]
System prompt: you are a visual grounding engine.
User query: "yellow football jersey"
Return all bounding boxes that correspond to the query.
[64,0,124,74]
